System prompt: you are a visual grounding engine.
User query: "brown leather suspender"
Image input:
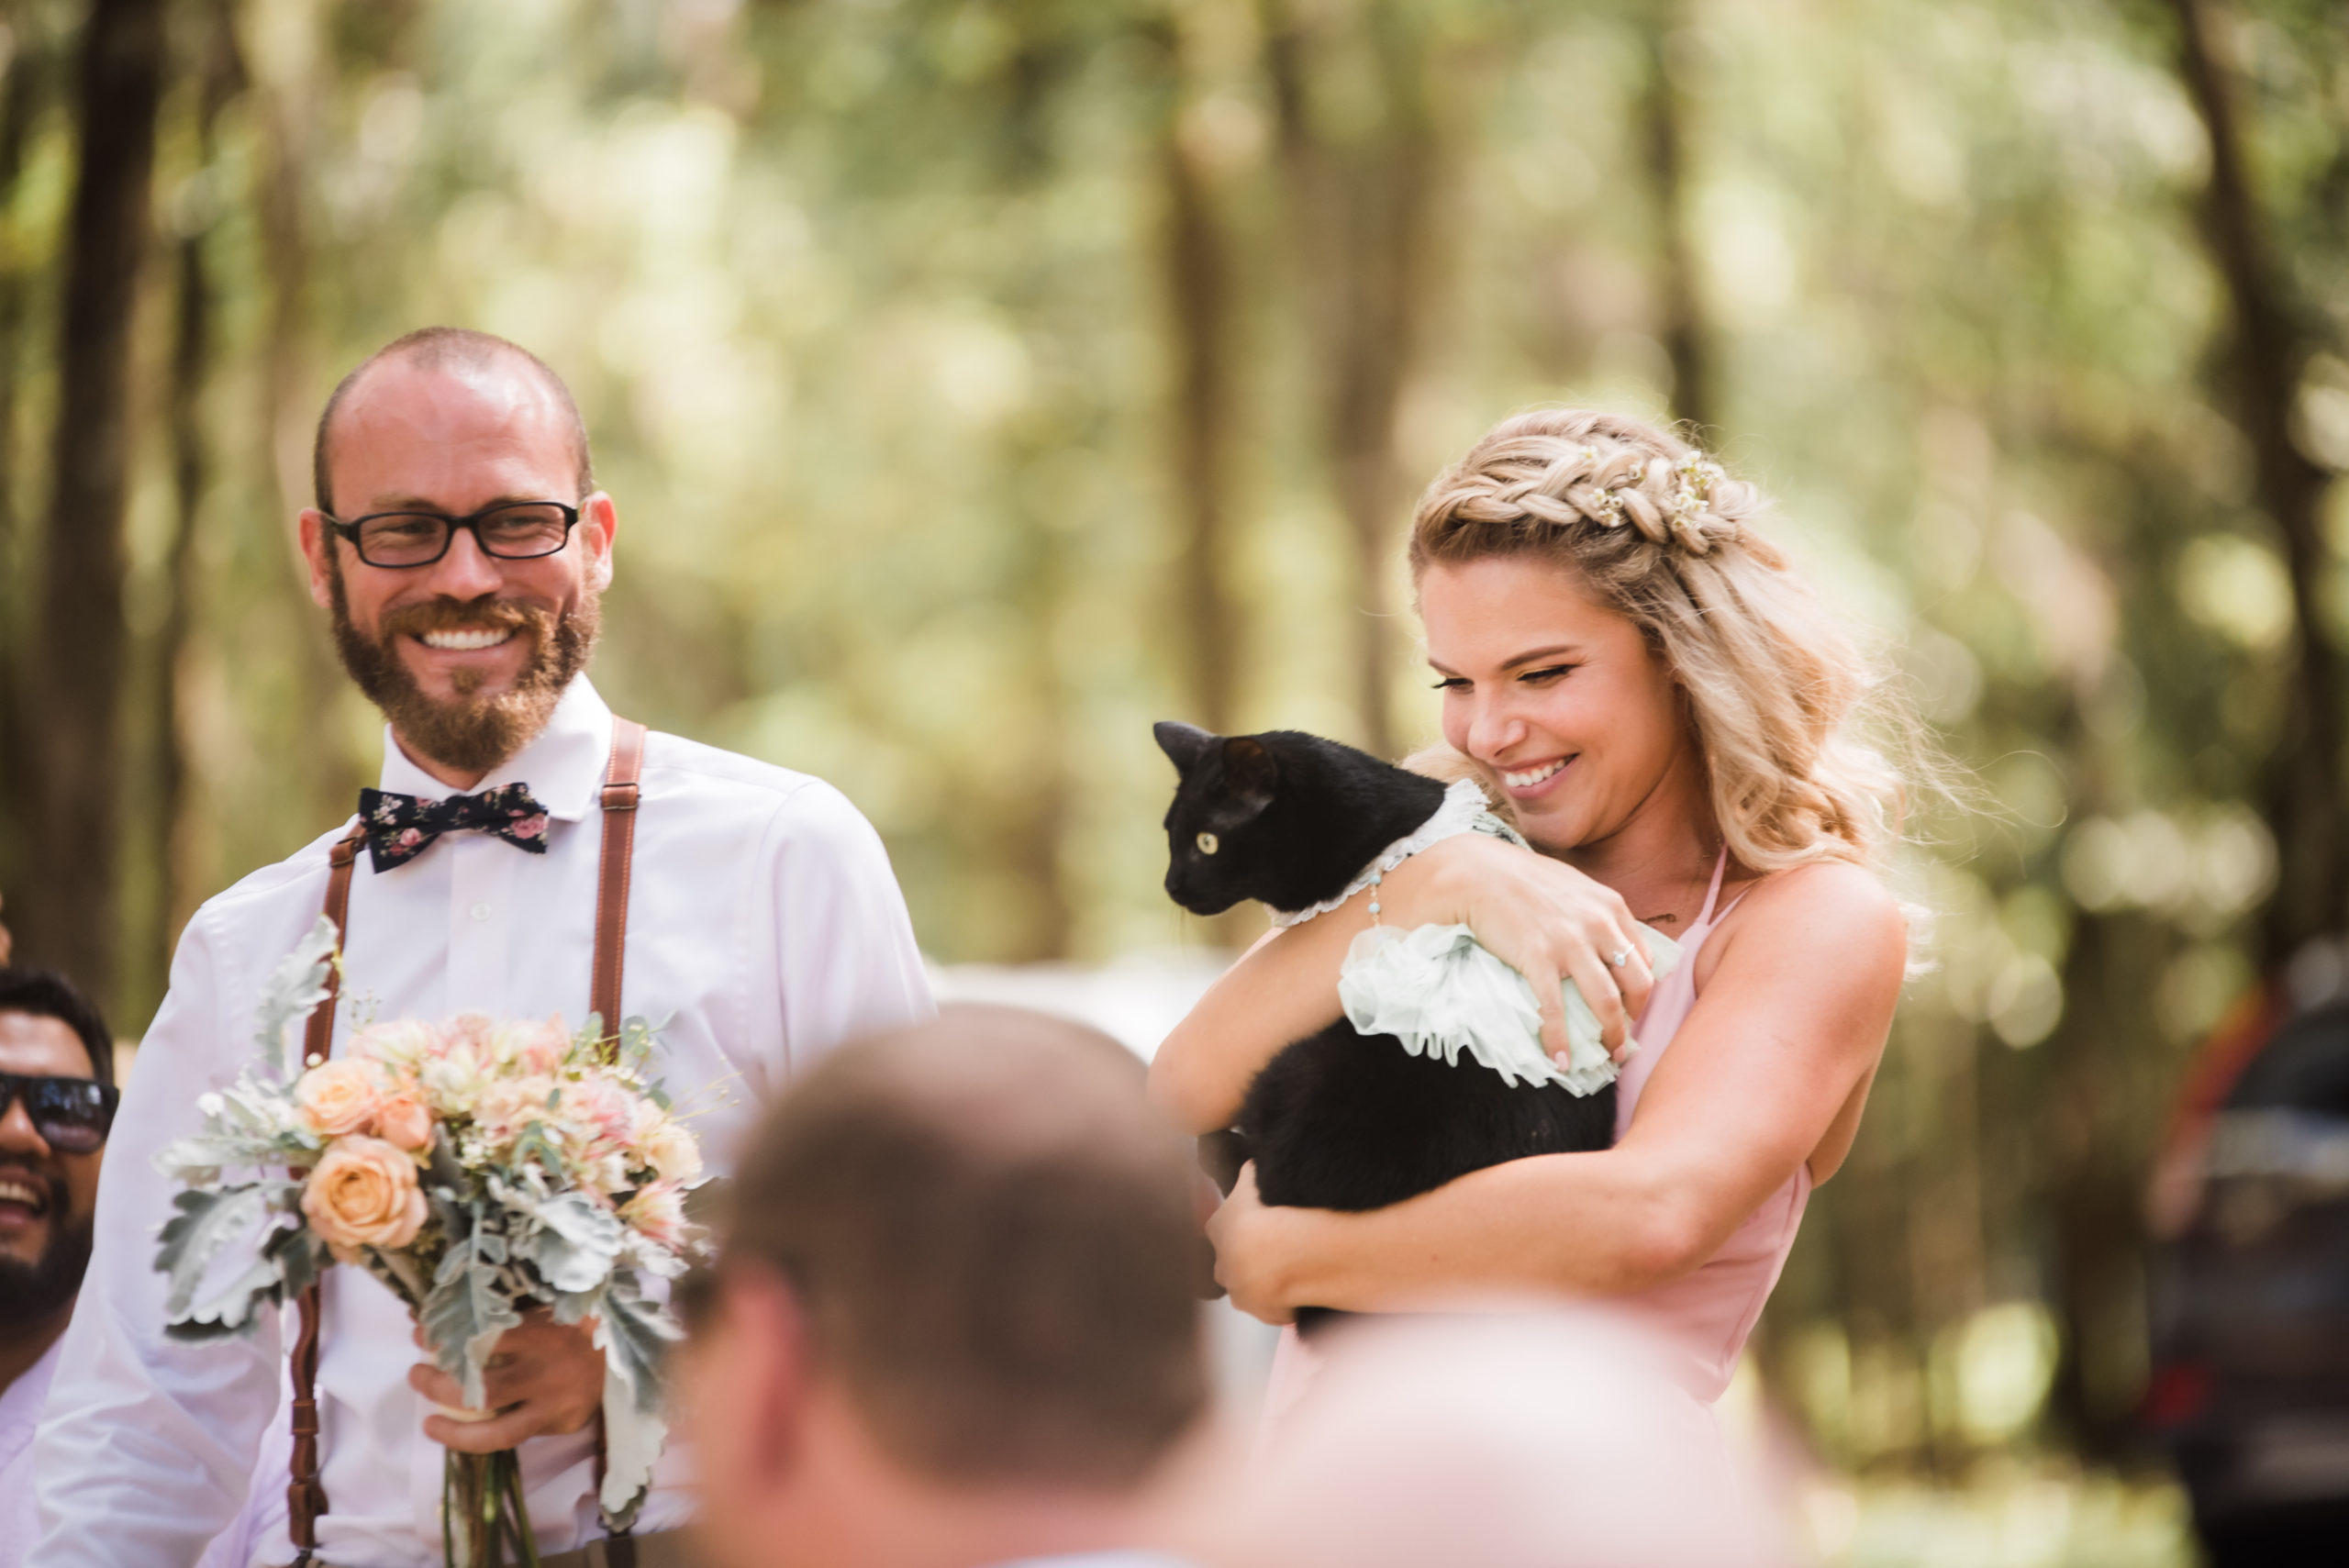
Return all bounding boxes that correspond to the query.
[288,719,648,1563]
[590,719,646,1049]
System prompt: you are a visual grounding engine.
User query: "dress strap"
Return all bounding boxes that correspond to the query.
[1692,847,1731,928]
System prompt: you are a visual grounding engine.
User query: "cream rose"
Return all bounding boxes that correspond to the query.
[511,1019,570,1076]
[295,1059,385,1137]
[374,1093,435,1152]
[349,1019,439,1073]
[300,1135,427,1251]
[640,1118,702,1185]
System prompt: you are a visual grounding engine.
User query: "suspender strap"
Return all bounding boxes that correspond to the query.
[591,719,647,1054]
[288,720,644,1557]
[290,822,363,1558]
[300,826,366,1073]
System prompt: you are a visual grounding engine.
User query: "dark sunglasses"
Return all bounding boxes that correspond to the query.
[0,1072,118,1153]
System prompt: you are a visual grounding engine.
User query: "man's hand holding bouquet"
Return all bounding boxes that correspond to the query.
[153,918,708,1567]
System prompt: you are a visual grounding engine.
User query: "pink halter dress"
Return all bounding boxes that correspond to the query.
[1609,850,1810,1402]
[1259,850,1808,1418]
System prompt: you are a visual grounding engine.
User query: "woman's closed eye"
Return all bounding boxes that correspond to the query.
[1518,663,1578,684]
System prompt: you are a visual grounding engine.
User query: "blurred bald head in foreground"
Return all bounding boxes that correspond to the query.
[685,1005,1209,1568]
[1208,1308,1797,1568]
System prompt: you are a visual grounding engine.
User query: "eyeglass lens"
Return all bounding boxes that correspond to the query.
[354,504,574,567]
[0,1073,117,1153]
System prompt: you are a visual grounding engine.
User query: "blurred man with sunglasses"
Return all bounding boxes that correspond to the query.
[37,328,932,1568]
[0,969,116,1564]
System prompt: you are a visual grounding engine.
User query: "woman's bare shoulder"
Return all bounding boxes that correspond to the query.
[1709,858,1907,979]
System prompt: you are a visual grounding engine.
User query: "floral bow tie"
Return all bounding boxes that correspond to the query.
[358,784,552,873]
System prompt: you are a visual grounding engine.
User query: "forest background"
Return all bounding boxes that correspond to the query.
[2,0,2344,1559]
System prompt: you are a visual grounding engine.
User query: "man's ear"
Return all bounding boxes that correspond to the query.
[725,1267,813,1485]
[298,509,336,609]
[581,493,618,593]
[1154,720,1217,773]
[1223,736,1279,811]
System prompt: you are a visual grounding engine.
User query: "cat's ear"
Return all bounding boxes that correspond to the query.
[1222,736,1279,809]
[1154,720,1218,773]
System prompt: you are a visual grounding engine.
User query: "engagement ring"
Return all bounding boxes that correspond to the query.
[1606,948,1631,968]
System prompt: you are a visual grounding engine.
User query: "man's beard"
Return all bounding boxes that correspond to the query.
[329,570,600,776]
[0,1166,91,1329]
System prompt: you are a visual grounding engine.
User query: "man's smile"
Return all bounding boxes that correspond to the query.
[416,627,518,652]
[0,1164,58,1246]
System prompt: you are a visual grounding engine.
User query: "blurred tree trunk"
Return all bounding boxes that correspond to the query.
[1162,81,1239,737]
[20,0,166,1007]
[2168,0,2343,967]
[2041,904,2168,1460]
[0,17,46,914]
[1640,7,1711,435]
[148,1,245,986]
[251,13,362,833]
[1263,0,1441,761]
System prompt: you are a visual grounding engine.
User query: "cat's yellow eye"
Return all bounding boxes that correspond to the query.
[1196,831,1219,855]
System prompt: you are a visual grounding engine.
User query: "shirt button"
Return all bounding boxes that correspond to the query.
[470,903,492,922]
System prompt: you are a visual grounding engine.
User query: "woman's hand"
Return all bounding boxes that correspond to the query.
[1206,1163,1298,1326]
[1389,834,1656,1059]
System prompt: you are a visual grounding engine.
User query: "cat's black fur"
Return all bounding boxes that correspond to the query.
[1156,722,1616,1329]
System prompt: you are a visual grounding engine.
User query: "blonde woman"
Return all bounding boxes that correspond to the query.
[1150,409,1910,1411]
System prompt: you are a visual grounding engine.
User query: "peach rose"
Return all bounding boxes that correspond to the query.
[374,1093,435,1152]
[300,1135,427,1251]
[295,1059,385,1137]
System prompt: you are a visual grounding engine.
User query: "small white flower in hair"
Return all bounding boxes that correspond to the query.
[1667,452,1726,533]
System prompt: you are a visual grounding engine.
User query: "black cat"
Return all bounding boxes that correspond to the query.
[1155,721,1616,1326]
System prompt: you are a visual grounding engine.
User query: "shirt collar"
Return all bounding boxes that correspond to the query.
[375,677,615,822]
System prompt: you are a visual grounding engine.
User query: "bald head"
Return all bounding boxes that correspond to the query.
[313,328,592,516]
[719,1004,1207,1490]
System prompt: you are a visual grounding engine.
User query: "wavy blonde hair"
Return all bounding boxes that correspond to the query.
[1407,408,1909,873]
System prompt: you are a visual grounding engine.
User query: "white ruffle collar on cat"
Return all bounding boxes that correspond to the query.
[1340,922,1683,1096]
[1267,778,1522,929]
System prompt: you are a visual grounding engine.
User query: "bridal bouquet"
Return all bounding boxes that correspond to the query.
[153,917,707,1566]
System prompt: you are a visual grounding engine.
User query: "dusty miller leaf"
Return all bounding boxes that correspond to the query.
[421,1208,522,1408]
[254,917,340,1081]
[154,1186,271,1321]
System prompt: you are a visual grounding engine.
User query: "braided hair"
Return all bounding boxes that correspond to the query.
[1408,408,1908,872]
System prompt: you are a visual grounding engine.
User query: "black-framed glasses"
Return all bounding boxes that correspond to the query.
[0,1072,118,1154]
[326,501,581,569]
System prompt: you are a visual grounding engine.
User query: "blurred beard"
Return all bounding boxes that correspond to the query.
[0,1166,91,1329]
[329,569,600,776]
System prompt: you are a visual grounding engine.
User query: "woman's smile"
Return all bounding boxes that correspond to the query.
[1498,756,1573,795]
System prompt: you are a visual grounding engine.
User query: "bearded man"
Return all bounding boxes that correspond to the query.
[35,328,934,1568]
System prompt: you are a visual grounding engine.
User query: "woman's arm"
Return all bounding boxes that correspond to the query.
[1147,833,1658,1135]
[1205,859,1906,1320]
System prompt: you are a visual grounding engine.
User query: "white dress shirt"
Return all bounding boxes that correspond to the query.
[35,678,934,1568]
[5,1332,286,1568]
